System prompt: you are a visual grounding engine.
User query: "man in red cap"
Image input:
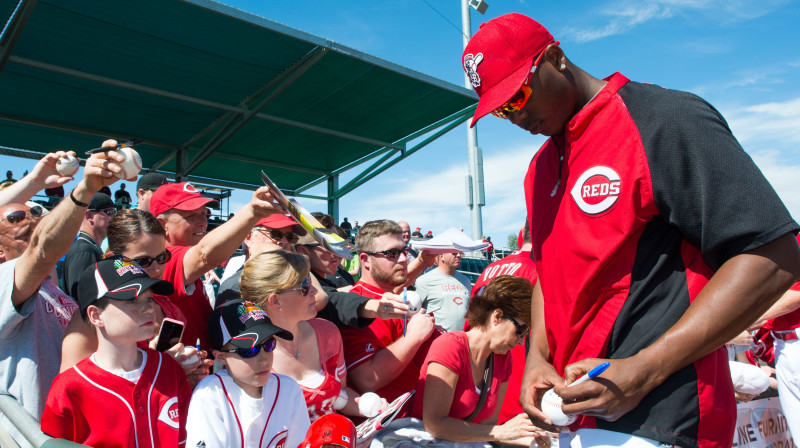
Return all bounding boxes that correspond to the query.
[216,213,306,305]
[150,182,279,351]
[463,12,800,448]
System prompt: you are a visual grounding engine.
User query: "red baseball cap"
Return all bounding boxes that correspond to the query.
[462,13,557,127]
[254,214,307,235]
[301,414,356,448]
[149,182,218,217]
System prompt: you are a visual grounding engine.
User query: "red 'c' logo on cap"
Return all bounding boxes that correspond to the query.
[570,166,621,215]
[183,183,199,193]
[464,53,484,88]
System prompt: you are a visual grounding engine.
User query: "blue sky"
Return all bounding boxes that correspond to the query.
[3,0,799,247]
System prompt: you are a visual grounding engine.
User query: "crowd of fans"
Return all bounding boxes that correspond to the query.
[1,137,798,448]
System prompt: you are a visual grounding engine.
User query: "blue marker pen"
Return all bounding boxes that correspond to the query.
[195,338,201,353]
[567,361,610,388]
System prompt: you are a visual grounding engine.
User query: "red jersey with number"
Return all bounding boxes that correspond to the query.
[525,73,798,447]
[41,349,191,447]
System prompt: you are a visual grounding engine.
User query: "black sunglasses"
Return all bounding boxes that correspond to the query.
[364,247,408,261]
[218,338,277,358]
[0,206,43,225]
[277,276,311,296]
[504,314,529,338]
[93,208,117,216]
[130,249,172,268]
[257,227,299,244]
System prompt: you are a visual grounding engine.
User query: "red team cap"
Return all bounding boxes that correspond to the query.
[462,13,557,127]
[149,182,218,217]
[255,214,307,235]
[301,414,357,448]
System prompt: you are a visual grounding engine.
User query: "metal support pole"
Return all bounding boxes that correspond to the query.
[327,174,339,223]
[461,0,483,240]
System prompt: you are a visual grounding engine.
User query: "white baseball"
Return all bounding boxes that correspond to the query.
[56,155,79,177]
[178,346,200,366]
[333,389,349,410]
[405,290,422,314]
[114,146,143,180]
[541,388,576,426]
[358,392,383,418]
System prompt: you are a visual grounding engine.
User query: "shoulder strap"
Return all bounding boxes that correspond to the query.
[465,355,493,423]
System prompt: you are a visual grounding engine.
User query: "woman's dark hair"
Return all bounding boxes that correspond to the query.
[465,275,533,328]
[106,209,165,256]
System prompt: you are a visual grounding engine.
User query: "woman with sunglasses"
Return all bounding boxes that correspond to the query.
[240,250,385,425]
[60,209,209,384]
[376,275,550,448]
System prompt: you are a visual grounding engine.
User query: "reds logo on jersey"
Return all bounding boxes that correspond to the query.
[570,166,621,215]
[158,396,180,429]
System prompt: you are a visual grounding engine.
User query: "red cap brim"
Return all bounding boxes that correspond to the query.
[469,58,534,128]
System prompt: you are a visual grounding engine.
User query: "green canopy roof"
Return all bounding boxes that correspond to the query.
[0,0,477,201]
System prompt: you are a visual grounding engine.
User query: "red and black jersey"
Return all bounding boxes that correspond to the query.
[525,73,798,448]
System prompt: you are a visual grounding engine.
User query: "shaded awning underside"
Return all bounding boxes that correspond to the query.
[0,0,477,198]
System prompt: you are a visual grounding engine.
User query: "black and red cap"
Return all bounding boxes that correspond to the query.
[208,299,293,350]
[77,256,174,316]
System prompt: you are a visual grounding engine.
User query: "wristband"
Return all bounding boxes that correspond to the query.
[69,190,89,207]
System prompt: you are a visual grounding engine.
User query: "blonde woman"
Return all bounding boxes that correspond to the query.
[241,251,382,422]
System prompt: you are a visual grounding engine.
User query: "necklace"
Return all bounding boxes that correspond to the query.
[280,328,301,359]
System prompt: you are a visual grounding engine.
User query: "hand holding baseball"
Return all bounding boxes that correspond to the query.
[26,151,79,189]
[80,140,125,192]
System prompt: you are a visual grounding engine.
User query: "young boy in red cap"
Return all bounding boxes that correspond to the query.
[41,257,191,446]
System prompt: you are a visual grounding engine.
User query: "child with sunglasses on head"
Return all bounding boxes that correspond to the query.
[41,257,192,446]
[186,299,311,448]
[240,251,388,427]
[60,209,212,387]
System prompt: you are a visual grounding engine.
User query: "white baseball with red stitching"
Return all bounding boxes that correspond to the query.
[114,146,143,180]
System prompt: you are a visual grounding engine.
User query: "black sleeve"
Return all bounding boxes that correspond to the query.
[621,83,799,270]
[316,284,374,329]
[62,245,100,298]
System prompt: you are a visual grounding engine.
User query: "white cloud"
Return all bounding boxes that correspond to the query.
[561,0,788,43]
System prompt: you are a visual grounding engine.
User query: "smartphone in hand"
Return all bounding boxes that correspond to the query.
[154,318,185,352]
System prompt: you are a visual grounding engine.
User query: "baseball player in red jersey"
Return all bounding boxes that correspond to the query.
[41,257,191,446]
[469,223,537,425]
[186,299,310,448]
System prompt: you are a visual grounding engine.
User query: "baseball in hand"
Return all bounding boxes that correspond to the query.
[405,290,422,314]
[56,155,79,177]
[114,146,143,180]
[178,346,200,366]
[541,388,576,426]
[358,392,383,418]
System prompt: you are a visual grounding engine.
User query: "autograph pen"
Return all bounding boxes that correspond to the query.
[567,361,610,388]
[85,139,142,155]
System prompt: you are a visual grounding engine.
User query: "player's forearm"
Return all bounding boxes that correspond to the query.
[634,233,800,385]
[754,288,800,324]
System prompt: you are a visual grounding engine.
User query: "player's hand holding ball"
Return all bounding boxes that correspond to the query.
[112,145,142,181]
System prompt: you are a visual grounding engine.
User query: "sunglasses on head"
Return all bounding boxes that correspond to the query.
[218,338,277,358]
[0,206,43,225]
[130,249,172,268]
[504,313,529,338]
[364,247,408,261]
[277,276,311,296]
[256,227,299,244]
